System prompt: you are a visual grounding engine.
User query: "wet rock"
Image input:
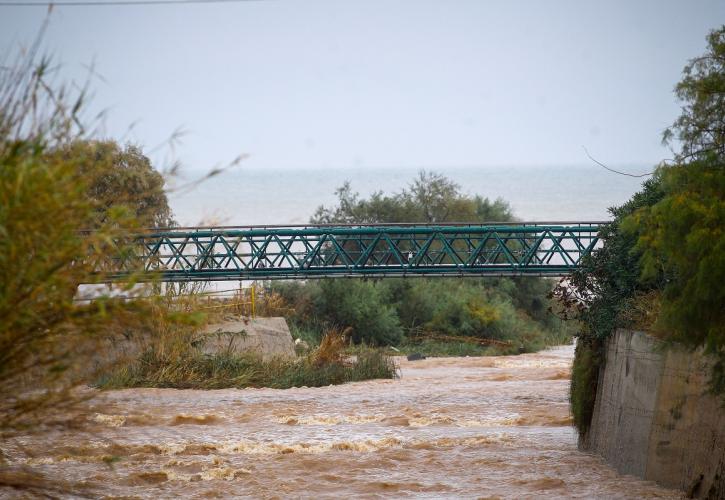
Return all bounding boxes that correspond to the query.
[407,353,426,361]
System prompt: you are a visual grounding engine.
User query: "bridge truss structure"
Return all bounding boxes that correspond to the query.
[102,222,603,282]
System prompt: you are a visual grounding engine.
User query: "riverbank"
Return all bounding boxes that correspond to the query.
[1,345,680,498]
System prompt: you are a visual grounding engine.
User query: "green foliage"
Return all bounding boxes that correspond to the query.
[312,170,514,224]
[278,279,404,346]
[663,26,725,161]
[315,280,403,345]
[425,282,505,339]
[383,279,439,329]
[553,177,666,433]
[566,26,725,347]
[279,276,572,352]
[0,140,170,392]
[570,338,603,435]
[291,171,569,351]
[294,171,561,349]
[556,177,666,341]
[61,140,174,228]
[630,25,725,393]
[0,55,110,428]
[625,158,725,392]
[561,27,725,434]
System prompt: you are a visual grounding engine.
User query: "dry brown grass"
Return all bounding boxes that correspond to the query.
[618,290,663,334]
[311,327,352,367]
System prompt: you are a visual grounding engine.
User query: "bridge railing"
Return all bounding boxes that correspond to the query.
[100,222,604,281]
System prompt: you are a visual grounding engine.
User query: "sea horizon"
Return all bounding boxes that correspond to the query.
[168,164,653,227]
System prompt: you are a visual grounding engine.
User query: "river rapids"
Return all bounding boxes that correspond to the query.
[2,345,682,498]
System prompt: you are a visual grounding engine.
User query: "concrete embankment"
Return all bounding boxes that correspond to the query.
[99,316,296,369]
[201,316,296,359]
[583,329,725,498]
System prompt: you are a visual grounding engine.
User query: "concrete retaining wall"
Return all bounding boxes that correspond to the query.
[584,330,725,498]
[201,316,296,360]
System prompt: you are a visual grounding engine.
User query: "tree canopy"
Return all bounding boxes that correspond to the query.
[58,140,173,229]
[626,159,723,354]
[312,170,514,225]
[663,26,725,161]
[630,26,725,391]
[276,171,568,350]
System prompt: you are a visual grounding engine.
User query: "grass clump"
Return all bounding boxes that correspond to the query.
[97,330,397,390]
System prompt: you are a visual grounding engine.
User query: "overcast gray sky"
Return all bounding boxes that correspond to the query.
[1,0,723,172]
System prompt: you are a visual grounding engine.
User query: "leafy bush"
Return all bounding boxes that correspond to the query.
[316,280,403,346]
[0,50,119,429]
[278,172,571,351]
[555,177,665,341]
[276,274,571,352]
[552,170,666,434]
[662,27,725,161]
[626,158,724,392]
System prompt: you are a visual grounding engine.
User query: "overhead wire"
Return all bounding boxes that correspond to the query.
[0,0,265,6]
[582,147,655,178]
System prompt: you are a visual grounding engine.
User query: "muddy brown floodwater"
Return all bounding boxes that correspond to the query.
[3,345,682,499]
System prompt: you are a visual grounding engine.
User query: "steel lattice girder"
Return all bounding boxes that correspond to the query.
[101,223,602,281]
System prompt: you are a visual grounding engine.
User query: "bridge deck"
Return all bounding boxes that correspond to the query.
[103,222,603,281]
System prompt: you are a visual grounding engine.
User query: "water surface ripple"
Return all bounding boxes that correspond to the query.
[4,346,682,499]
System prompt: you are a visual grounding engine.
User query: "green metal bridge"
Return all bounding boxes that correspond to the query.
[104,222,602,281]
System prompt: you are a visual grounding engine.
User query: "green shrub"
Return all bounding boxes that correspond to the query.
[552,176,665,433]
[635,26,725,393]
[570,339,603,435]
[59,140,174,228]
[289,171,572,351]
[626,158,724,392]
[316,279,403,346]
[276,275,569,353]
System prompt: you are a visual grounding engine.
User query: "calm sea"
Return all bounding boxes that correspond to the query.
[169,165,651,227]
